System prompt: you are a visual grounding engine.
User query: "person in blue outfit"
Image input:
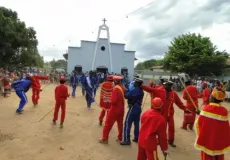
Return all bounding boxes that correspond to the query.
[93,71,99,97]
[80,72,86,96]
[70,72,79,98]
[121,75,129,89]
[85,71,96,109]
[128,74,140,91]
[11,74,31,114]
[120,78,144,145]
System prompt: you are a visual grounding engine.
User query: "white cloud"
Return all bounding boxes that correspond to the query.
[125,0,230,59]
[1,0,230,62]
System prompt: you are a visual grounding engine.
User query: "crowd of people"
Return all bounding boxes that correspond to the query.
[67,71,230,159]
[97,75,230,160]
[1,67,230,160]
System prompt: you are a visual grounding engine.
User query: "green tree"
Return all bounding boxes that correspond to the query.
[135,59,163,70]
[135,62,144,70]
[0,7,43,67]
[50,59,67,70]
[163,33,229,76]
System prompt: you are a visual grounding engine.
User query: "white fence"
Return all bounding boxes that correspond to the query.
[134,70,230,81]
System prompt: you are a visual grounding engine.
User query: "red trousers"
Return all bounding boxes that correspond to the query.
[99,109,109,122]
[166,116,175,143]
[201,151,224,160]
[137,146,159,160]
[102,110,124,141]
[32,88,40,104]
[53,101,66,123]
[182,112,196,129]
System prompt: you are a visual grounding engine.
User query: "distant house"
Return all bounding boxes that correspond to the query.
[151,66,164,72]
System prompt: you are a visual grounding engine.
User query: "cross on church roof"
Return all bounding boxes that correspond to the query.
[102,18,107,24]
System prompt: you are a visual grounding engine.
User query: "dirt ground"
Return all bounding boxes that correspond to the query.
[0,84,229,160]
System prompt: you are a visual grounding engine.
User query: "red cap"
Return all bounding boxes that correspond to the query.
[107,75,113,81]
[113,76,122,81]
[152,97,163,109]
[60,76,66,82]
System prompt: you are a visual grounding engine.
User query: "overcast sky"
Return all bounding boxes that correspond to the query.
[1,0,230,62]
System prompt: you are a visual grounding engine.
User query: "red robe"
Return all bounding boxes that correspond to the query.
[141,85,166,107]
[155,84,164,89]
[183,85,199,112]
[3,77,10,89]
[99,81,114,122]
[138,109,168,160]
[162,90,185,143]
[182,85,198,128]
[198,88,211,105]
[30,75,49,90]
[195,103,230,157]
[162,90,185,118]
[30,75,49,104]
[102,84,126,141]
[99,81,114,110]
[53,84,69,123]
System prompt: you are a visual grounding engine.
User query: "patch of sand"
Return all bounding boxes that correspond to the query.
[0,84,229,160]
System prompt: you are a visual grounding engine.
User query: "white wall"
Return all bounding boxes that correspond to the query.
[67,39,135,78]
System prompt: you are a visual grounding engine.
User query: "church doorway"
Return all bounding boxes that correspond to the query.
[96,66,108,74]
[121,67,128,76]
[74,65,82,73]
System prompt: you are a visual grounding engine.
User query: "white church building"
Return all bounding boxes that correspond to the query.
[66,19,136,78]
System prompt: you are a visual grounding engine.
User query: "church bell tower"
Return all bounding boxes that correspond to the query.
[91,18,113,72]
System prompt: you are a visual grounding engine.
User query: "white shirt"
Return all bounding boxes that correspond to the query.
[197,80,202,88]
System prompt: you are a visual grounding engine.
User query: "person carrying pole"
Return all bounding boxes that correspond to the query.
[30,73,49,106]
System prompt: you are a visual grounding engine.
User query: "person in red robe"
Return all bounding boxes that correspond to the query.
[162,81,187,147]
[181,80,199,130]
[30,74,49,106]
[2,75,10,97]
[148,80,154,87]
[141,81,166,108]
[198,82,211,106]
[53,77,69,128]
[99,75,114,125]
[99,76,126,144]
[194,87,230,160]
[147,80,159,101]
[154,78,165,89]
[137,97,168,160]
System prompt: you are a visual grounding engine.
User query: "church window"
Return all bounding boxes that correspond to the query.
[101,46,105,51]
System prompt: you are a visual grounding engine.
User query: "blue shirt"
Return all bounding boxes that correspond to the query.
[80,75,85,83]
[71,75,79,85]
[125,87,144,106]
[128,81,135,91]
[85,76,96,90]
[11,78,31,93]
[80,75,86,88]
[93,75,99,88]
